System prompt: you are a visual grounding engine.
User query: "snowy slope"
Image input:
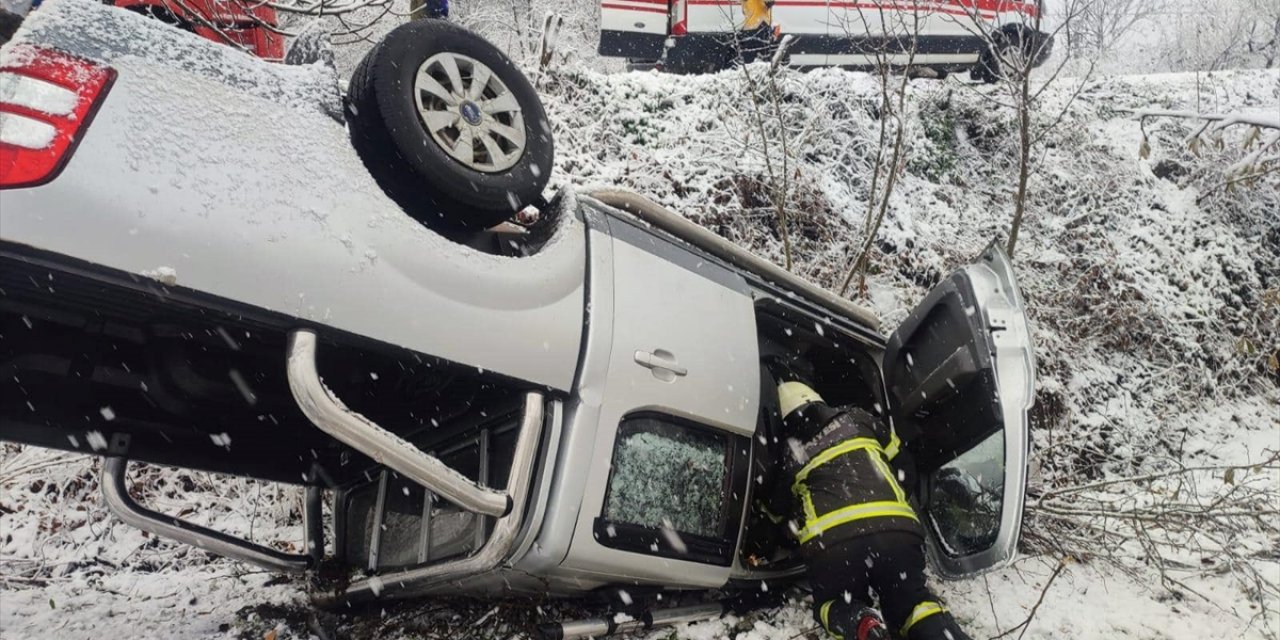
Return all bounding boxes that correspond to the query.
[2,11,1278,640]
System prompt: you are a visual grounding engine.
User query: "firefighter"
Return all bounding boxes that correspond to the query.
[737,0,777,63]
[743,0,771,30]
[764,361,974,640]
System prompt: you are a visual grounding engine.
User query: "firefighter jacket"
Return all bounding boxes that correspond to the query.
[742,0,772,29]
[767,382,923,548]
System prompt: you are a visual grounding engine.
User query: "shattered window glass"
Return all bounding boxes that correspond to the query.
[927,430,1004,556]
[603,417,728,538]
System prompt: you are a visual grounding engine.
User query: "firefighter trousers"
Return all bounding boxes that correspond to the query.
[807,532,972,640]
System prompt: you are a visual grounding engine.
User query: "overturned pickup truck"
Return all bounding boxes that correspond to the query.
[0,0,1035,634]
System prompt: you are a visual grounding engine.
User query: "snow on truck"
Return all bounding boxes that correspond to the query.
[0,1,1036,636]
[599,0,1053,78]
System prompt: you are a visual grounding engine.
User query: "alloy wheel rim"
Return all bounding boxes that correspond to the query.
[414,52,527,173]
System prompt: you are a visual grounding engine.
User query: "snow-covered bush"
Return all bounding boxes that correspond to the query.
[539,66,1279,478]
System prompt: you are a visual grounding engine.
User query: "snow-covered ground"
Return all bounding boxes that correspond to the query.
[1,6,1278,640]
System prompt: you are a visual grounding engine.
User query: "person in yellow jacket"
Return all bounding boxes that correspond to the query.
[743,0,772,29]
[737,0,778,63]
[763,360,974,640]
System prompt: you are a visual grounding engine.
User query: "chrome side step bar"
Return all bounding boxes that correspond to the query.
[538,603,727,640]
[286,330,511,518]
[101,456,313,574]
[322,390,545,603]
[285,329,547,602]
[98,329,543,583]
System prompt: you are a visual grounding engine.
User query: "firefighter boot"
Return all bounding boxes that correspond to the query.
[903,609,973,640]
[854,607,891,640]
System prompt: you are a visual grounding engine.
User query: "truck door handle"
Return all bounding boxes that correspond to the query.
[634,349,688,379]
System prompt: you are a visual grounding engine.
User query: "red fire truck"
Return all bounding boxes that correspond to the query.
[113,0,286,60]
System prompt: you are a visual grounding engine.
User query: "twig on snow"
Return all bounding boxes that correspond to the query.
[988,557,1069,640]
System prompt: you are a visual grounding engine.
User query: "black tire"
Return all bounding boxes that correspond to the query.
[347,20,554,231]
[0,9,23,47]
[972,43,1001,84]
[973,28,1035,84]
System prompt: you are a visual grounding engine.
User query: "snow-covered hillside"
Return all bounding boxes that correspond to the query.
[537,65,1279,637]
[541,64,1278,480]
[1,16,1277,640]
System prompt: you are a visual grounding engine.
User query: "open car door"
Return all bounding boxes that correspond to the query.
[883,241,1036,578]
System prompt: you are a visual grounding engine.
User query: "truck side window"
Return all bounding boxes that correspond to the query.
[595,414,747,566]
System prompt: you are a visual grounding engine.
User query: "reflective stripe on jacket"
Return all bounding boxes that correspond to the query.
[778,402,923,546]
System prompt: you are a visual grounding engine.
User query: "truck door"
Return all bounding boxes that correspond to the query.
[563,217,759,586]
[599,0,671,60]
[883,241,1035,578]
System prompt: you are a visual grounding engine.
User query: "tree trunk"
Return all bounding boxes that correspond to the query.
[1006,74,1033,258]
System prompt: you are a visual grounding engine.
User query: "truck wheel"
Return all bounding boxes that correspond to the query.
[347,20,554,231]
[972,48,998,83]
[973,28,1033,84]
[0,9,22,47]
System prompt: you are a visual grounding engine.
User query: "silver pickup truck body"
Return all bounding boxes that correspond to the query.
[0,0,1035,606]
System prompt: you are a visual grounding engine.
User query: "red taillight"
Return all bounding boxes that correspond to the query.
[671,0,688,35]
[0,45,116,189]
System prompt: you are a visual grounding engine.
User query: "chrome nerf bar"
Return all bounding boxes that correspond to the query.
[538,602,727,640]
[101,456,312,574]
[286,329,511,518]
[320,390,547,603]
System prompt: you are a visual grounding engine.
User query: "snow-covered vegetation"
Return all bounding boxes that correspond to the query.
[1,1,1277,639]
